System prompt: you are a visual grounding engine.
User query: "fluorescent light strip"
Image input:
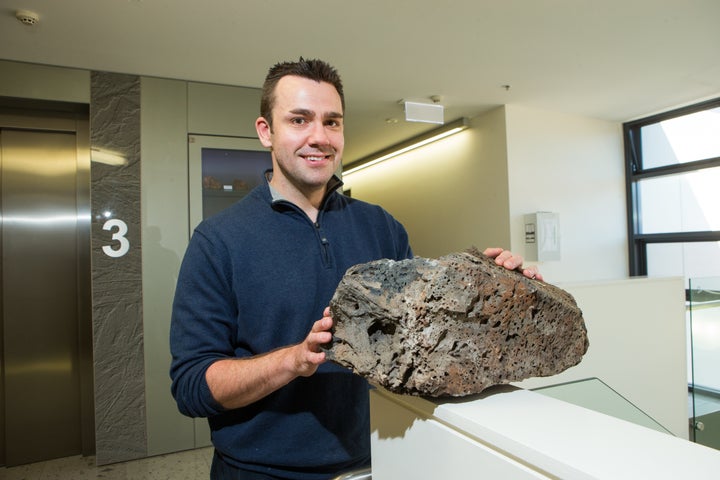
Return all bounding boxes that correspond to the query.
[343,117,469,176]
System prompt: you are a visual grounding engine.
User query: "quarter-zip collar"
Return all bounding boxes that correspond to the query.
[263,170,342,269]
[265,169,344,214]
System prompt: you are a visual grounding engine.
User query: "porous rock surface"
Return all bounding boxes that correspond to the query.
[326,247,589,397]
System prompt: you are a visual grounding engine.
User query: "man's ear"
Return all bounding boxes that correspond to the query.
[256,117,273,148]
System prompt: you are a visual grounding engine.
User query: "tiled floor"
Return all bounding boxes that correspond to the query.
[0,446,213,480]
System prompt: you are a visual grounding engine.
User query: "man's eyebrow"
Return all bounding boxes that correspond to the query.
[288,108,343,119]
[289,108,314,117]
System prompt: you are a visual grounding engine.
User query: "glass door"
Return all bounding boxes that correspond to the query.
[188,135,272,234]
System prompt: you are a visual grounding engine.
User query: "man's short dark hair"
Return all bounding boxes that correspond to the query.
[260,58,345,129]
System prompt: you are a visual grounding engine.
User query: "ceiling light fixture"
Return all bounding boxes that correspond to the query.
[343,117,470,176]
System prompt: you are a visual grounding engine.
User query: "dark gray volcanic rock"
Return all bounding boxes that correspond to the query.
[326,247,589,397]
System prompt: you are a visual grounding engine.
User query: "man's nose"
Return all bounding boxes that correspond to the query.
[308,122,331,146]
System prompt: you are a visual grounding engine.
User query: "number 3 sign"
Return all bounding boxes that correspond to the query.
[102,219,130,258]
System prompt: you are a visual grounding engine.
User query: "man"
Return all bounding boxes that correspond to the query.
[170,58,539,479]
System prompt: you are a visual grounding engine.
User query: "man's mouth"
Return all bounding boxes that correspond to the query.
[301,151,334,162]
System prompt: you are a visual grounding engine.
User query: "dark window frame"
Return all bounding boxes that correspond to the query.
[624,97,720,276]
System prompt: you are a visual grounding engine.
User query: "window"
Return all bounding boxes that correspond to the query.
[624,98,720,284]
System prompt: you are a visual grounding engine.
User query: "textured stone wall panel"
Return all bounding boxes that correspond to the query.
[90,71,146,464]
[327,248,589,397]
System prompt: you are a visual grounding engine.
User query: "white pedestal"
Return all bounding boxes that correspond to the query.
[370,386,720,479]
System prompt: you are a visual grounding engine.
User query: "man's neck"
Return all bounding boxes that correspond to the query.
[269,176,326,222]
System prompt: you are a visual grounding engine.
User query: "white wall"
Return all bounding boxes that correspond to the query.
[343,108,512,258]
[500,110,694,435]
[504,104,628,283]
[516,276,689,439]
[0,60,89,102]
[346,105,629,283]
[140,77,193,455]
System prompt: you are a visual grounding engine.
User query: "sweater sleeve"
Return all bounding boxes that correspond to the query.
[169,227,234,418]
[383,208,414,261]
[397,221,413,260]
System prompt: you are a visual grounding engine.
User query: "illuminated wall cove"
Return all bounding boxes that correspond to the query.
[90,71,147,464]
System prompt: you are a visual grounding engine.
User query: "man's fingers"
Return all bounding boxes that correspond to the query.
[312,316,333,332]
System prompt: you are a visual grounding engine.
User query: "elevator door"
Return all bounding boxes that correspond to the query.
[1,127,85,466]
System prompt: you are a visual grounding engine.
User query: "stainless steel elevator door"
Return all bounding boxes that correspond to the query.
[1,128,82,466]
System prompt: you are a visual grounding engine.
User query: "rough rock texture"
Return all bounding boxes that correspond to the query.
[326,247,589,397]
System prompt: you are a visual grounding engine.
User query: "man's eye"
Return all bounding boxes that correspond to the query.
[291,117,306,125]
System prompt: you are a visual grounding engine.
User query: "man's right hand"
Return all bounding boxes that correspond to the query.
[293,307,333,377]
[205,307,334,409]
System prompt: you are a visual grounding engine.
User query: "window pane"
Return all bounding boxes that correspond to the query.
[647,242,720,286]
[638,166,720,233]
[640,106,720,169]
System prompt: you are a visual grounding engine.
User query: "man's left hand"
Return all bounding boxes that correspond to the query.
[483,247,543,281]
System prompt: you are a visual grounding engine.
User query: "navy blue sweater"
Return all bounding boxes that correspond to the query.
[170,175,412,478]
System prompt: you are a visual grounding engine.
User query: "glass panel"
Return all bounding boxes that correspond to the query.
[533,378,672,435]
[688,276,720,449]
[638,166,720,233]
[641,106,720,169]
[201,147,271,219]
[647,242,720,286]
[187,135,270,234]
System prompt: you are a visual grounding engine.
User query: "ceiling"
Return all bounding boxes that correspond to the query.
[2,0,719,164]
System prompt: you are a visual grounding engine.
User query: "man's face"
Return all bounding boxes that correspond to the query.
[257,75,344,197]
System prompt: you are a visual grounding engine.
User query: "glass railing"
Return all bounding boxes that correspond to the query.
[532,377,672,435]
[687,276,720,450]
